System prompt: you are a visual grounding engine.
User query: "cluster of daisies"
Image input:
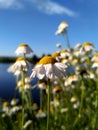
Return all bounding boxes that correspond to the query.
[1,21,98,130]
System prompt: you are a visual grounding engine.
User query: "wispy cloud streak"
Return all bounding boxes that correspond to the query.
[0,0,22,9]
[31,0,76,17]
[0,0,77,17]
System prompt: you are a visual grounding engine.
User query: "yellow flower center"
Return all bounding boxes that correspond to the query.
[16,57,26,61]
[69,74,75,79]
[82,42,93,47]
[59,21,69,28]
[19,43,28,47]
[3,102,9,107]
[61,49,68,53]
[38,109,43,113]
[93,53,98,57]
[53,86,62,93]
[32,103,38,108]
[52,52,60,58]
[94,61,98,64]
[38,56,56,64]
[38,79,47,84]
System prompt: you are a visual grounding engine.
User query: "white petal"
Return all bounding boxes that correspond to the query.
[36,65,46,79]
[30,64,46,79]
[53,65,63,78]
[55,62,67,71]
[30,71,36,79]
[44,64,54,79]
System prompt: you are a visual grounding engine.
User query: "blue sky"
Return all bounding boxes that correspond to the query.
[0,0,98,57]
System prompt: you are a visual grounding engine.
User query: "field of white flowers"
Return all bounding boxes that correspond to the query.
[0,21,98,130]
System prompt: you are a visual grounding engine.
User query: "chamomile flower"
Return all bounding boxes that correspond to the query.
[8,57,30,73]
[60,49,70,58]
[70,96,78,103]
[81,42,94,52]
[10,106,21,114]
[38,79,47,89]
[56,43,62,48]
[73,50,81,57]
[55,21,69,35]
[64,74,79,86]
[73,101,80,109]
[51,98,60,107]
[30,56,67,79]
[91,52,98,61]
[10,98,18,106]
[15,43,33,55]
[2,102,9,113]
[92,61,98,68]
[36,109,46,118]
[88,71,95,79]
[52,85,62,94]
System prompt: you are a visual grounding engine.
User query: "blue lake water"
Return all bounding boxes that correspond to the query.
[0,63,40,103]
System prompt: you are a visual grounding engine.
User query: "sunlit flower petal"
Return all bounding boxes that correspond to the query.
[7,57,31,75]
[81,42,94,52]
[30,56,67,79]
[55,21,69,35]
[15,43,33,55]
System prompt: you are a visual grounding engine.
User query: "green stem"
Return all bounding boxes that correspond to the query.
[21,71,25,130]
[46,79,51,130]
[62,32,70,49]
[73,80,84,127]
[40,89,43,109]
[91,72,98,129]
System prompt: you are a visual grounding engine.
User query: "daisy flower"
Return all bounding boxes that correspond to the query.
[38,79,47,89]
[55,21,69,35]
[15,43,33,55]
[10,98,19,106]
[60,49,70,58]
[56,43,62,48]
[92,61,98,68]
[30,56,67,79]
[36,109,46,118]
[52,85,62,94]
[8,57,31,73]
[91,52,98,61]
[80,42,94,52]
[64,74,79,86]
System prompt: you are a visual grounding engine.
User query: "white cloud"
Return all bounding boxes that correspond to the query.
[0,0,22,9]
[0,0,77,17]
[30,0,77,17]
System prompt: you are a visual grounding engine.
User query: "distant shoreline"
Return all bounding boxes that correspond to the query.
[0,55,41,64]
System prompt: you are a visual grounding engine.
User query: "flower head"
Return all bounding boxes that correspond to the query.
[8,57,31,75]
[91,52,98,61]
[81,42,94,52]
[92,61,98,68]
[10,98,19,106]
[36,109,46,118]
[52,85,62,94]
[15,43,33,55]
[30,56,67,79]
[55,21,69,35]
[38,79,47,89]
[56,43,62,48]
[60,49,70,58]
